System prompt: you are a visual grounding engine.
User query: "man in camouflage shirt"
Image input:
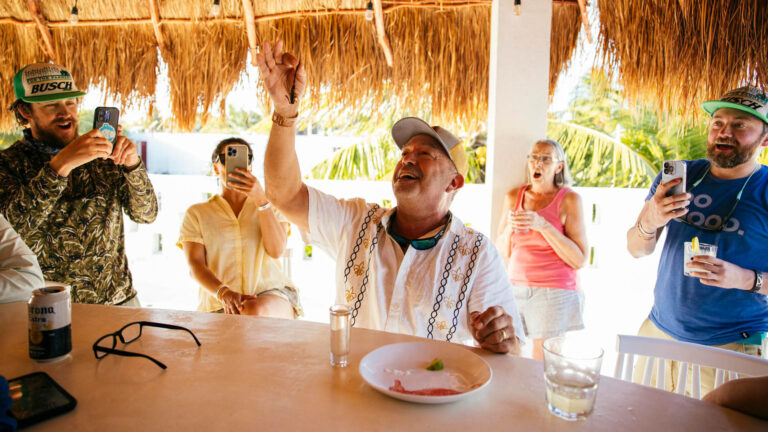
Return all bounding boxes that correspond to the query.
[0,63,157,305]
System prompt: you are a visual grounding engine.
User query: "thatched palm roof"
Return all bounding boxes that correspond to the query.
[597,0,768,120]
[0,0,583,131]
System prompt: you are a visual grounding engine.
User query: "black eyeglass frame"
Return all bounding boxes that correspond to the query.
[92,321,201,370]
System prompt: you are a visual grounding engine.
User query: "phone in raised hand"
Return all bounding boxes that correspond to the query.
[225,144,249,185]
[662,160,687,197]
[93,107,120,144]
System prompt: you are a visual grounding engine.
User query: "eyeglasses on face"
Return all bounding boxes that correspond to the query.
[527,154,559,164]
[92,321,201,370]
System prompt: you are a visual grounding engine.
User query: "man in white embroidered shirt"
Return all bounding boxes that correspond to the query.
[258,41,524,354]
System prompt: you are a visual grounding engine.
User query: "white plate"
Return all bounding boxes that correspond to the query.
[359,341,492,404]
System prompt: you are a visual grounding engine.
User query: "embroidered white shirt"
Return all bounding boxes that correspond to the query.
[0,214,43,303]
[305,186,526,347]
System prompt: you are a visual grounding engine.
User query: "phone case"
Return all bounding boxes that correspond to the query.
[225,144,249,185]
[93,107,120,143]
[662,160,687,197]
[8,372,77,428]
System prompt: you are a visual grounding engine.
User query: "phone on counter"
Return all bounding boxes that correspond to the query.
[225,144,249,185]
[93,106,120,144]
[662,160,687,197]
[7,372,77,429]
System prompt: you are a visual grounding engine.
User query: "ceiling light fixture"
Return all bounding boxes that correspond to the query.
[211,0,221,17]
[69,1,79,25]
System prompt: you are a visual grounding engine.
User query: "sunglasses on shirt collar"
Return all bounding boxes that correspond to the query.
[675,163,759,232]
[387,212,453,250]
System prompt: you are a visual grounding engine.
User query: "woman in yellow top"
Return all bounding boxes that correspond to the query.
[178,138,301,317]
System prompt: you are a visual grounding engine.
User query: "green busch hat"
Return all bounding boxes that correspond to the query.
[702,86,768,125]
[13,63,86,103]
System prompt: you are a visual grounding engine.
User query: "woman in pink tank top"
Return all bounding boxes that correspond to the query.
[495,139,588,360]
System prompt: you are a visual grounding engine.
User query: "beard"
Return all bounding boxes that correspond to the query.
[706,137,760,169]
[32,118,79,149]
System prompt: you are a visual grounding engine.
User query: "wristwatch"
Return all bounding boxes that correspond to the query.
[272,111,298,127]
[750,270,764,293]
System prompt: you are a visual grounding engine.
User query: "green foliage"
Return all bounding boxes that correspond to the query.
[310,133,400,181]
[552,70,710,187]
[0,131,21,150]
[547,119,656,188]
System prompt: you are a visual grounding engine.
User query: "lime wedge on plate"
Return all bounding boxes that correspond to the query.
[426,358,444,371]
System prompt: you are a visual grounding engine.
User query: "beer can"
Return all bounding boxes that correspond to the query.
[28,285,72,362]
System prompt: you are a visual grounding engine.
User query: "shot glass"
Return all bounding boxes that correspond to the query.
[683,242,718,276]
[329,304,352,367]
[543,335,604,421]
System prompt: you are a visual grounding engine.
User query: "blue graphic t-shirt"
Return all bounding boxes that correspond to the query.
[647,159,768,345]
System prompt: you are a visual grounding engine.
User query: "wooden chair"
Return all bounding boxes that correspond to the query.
[614,334,768,399]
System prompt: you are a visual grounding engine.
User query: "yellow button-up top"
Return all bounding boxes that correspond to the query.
[177,195,294,312]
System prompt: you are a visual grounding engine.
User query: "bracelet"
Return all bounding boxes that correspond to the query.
[272,111,298,127]
[636,220,656,239]
[215,284,229,300]
[257,201,272,211]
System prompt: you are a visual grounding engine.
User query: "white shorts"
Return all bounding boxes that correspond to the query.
[512,285,584,339]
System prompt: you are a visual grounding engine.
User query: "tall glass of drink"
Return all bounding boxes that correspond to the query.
[543,335,604,421]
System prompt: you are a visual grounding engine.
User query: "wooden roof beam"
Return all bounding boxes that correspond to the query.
[373,0,394,68]
[147,0,166,53]
[241,0,260,66]
[26,0,57,62]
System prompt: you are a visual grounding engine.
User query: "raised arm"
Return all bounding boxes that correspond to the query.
[114,128,158,224]
[627,178,689,258]
[257,41,310,232]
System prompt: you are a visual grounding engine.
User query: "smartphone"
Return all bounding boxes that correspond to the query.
[662,160,687,197]
[7,372,77,428]
[225,144,249,185]
[93,106,120,144]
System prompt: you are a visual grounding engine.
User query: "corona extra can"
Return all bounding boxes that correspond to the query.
[28,285,72,362]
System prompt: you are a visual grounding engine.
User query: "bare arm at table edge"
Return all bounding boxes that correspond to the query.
[257,40,310,233]
[627,178,690,258]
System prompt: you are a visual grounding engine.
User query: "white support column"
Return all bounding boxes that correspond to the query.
[486,0,552,237]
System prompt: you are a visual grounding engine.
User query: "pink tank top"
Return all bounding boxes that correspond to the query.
[506,185,577,290]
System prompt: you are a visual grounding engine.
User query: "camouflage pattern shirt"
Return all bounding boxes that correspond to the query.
[0,134,158,304]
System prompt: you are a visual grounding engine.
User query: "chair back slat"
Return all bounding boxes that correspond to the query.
[656,358,666,390]
[691,364,701,399]
[622,354,634,382]
[614,352,625,380]
[675,362,688,395]
[715,369,725,388]
[614,335,768,400]
[642,357,654,386]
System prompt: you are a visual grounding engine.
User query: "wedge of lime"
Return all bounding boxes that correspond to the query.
[426,357,444,371]
[691,236,700,254]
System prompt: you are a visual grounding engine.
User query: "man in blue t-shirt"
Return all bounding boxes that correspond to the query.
[627,86,768,395]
